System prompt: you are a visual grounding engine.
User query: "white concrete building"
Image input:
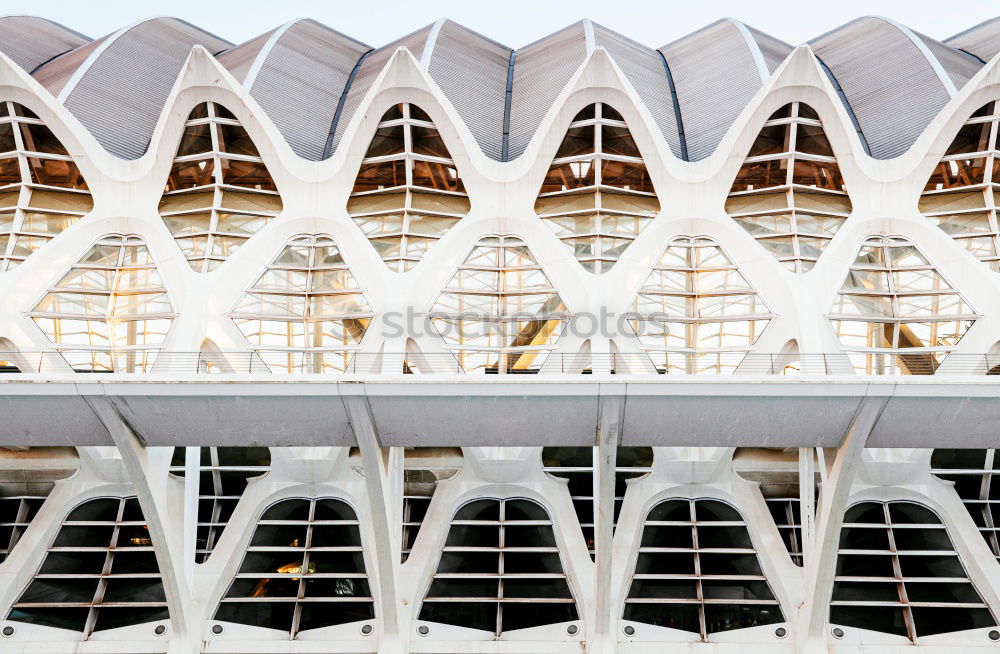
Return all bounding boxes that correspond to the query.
[2,12,1000,654]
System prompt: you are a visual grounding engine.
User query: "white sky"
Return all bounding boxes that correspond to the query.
[20,0,1000,49]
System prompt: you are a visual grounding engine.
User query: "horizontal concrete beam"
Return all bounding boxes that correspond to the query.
[0,375,997,448]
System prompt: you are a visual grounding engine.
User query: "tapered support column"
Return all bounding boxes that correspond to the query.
[797,393,891,653]
[799,447,816,566]
[84,396,197,653]
[592,394,624,654]
[342,392,404,654]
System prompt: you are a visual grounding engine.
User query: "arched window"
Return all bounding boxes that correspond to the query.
[542,446,653,557]
[418,498,578,636]
[535,103,659,273]
[0,495,45,564]
[158,102,282,272]
[831,501,996,640]
[0,101,92,271]
[624,498,783,636]
[726,102,850,272]
[5,497,168,634]
[229,234,374,373]
[920,101,1000,271]
[348,103,469,272]
[828,235,977,374]
[212,497,374,635]
[28,234,175,372]
[168,447,270,562]
[430,236,569,373]
[932,450,1000,559]
[629,236,773,374]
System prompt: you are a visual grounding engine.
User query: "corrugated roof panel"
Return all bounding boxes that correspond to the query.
[32,36,106,97]
[947,17,1000,62]
[0,16,89,74]
[216,27,278,84]
[811,16,951,159]
[915,30,983,88]
[328,24,434,156]
[592,22,682,159]
[425,20,510,161]
[51,17,232,160]
[660,19,771,162]
[746,25,794,73]
[236,20,369,161]
[507,22,589,160]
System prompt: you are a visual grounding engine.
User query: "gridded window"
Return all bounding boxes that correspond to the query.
[402,447,463,563]
[229,234,374,373]
[726,102,851,273]
[535,103,659,273]
[430,235,569,373]
[28,234,176,372]
[159,102,282,272]
[213,497,374,635]
[168,447,270,562]
[419,498,578,636]
[348,103,469,272]
[931,449,1000,560]
[629,236,773,374]
[0,495,46,563]
[920,101,1000,271]
[624,498,784,636]
[6,496,169,635]
[831,501,996,640]
[542,446,653,556]
[828,235,977,375]
[0,100,92,271]
[766,498,804,566]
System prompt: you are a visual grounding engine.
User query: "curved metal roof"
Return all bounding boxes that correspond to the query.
[219,19,370,161]
[33,17,232,160]
[947,17,1000,63]
[811,16,980,159]
[660,18,792,162]
[0,15,89,74]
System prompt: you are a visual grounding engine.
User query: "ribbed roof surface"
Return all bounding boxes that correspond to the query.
[947,17,1000,63]
[9,15,996,162]
[661,19,792,162]
[0,16,89,74]
[811,16,977,159]
[33,17,232,160]
[219,19,369,161]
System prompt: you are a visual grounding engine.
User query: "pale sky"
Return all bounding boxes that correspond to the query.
[19,0,1000,49]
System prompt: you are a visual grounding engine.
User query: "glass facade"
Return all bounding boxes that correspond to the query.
[726,102,851,272]
[159,102,282,272]
[535,103,659,273]
[0,101,91,271]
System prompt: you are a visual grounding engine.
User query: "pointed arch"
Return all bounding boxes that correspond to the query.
[0,100,92,271]
[629,236,774,374]
[725,101,852,273]
[228,234,374,373]
[535,102,659,273]
[827,235,978,375]
[347,102,470,272]
[919,100,1000,271]
[28,233,176,372]
[158,101,283,272]
[429,235,569,373]
[198,338,235,374]
[0,336,28,373]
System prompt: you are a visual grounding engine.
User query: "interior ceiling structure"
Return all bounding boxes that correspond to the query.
[0,15,995,162]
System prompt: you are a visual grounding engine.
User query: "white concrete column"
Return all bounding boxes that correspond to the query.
[341,391,405,654]
[592,393,623,654]
[796,392,892,653]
